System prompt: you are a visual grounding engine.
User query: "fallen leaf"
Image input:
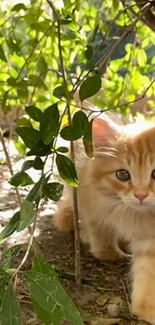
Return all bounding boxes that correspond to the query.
[96,294,110,306]
[81,310,121,325]
[90,317,121,325]
[109,296,122,305]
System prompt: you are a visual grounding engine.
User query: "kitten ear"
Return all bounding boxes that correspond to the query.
[92,117,118,144]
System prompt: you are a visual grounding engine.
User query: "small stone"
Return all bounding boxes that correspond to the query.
[107,304,120,317]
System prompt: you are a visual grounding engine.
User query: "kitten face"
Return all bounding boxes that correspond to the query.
[93,123,155,211]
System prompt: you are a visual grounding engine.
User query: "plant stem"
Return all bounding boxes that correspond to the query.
[14,216,37,288]
[47,0,81,287]
[0,127,21,205]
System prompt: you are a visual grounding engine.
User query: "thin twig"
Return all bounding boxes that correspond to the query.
[0,127,21,205]
[121,279,136,325]
[16,25,54,81]
[14,217,37,288]
[47,0,81,287]
[73,1,152,94]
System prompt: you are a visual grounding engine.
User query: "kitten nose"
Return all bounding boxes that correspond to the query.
[134,193,148,202]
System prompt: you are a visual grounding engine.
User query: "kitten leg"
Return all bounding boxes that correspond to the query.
[88,226,128,261]
[131,253,155,324]
[53,199,74,232]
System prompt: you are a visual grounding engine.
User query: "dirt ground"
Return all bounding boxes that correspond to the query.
[0,139,141,325]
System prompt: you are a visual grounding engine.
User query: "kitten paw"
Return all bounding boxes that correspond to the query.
[92,247,125,261]
[132,298,155,324]
[53,206,73,232]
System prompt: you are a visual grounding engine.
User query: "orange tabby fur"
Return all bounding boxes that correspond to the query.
[54,115,155,324]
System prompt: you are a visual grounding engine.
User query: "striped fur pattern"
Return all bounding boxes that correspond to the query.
[54,116,155,324]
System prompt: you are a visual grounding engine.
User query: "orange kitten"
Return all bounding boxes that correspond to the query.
[54,114,155,324]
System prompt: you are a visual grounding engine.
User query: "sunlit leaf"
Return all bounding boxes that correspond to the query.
[14,138,26,156]
[9,172,34,187]
[137,49,147,67]
[56,154,78,187]
[56,146,69,153]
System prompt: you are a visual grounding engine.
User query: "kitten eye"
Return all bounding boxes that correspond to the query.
[151,169,155,180]
[116,169,130,181]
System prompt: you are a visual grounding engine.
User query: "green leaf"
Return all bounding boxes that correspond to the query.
[24,271,83,325]
[0,278,10,303]
[60,125,81,140]
[43,182,64,201]
[56,146,69,153]
[14,139,26,156]
[0,212,20,241]
[1,283,21,325]
[33,157,44,170]
[60,111,89,141]
[26,141,51,156]
[85,45,93,61]
[56,154,78,187]
[18,200,35,232]
[17,88,28,100]
[53,86,67,99]
[1,246,21,271]
[83,120,93,158]
[16,127,40,149]
[79,75,101,101]
[37,56,47,73]
[9,172,34,187]
[73,111,89,135]
[33,253,57,279]
[137,49,147,67]
[0,45,7,62]
[0,268,10,279]
[25,106,42,122]
[11,3,27,11]
[26,178,43,203]
[32,298,62,325]
[17,117,31,127]
[0,270,11,303]
[21,160,34,172]
[40,103,59,144]
[7,77,16,86]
